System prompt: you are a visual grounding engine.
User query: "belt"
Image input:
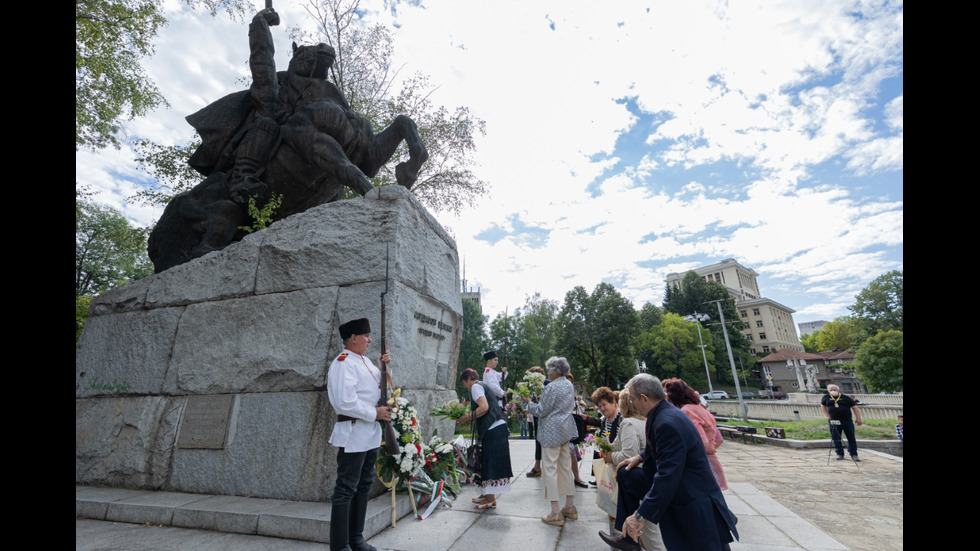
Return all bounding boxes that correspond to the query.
[338,415,356,424]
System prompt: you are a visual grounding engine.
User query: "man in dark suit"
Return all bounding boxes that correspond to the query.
[599,374,738,551]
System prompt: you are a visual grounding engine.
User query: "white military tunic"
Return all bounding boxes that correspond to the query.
[483,367,508,406]
[327,349,382,453]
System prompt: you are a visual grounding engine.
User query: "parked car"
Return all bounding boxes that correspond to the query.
[759,390,787,399]
[738,391,757,399]
[703,390,730,400]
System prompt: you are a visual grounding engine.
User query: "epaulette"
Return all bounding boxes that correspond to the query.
[337,353,349,361]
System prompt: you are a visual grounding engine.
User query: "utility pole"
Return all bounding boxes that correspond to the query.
[684,312,713,395]
[705,298,748,419]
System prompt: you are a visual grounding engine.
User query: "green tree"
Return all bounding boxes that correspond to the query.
[457,297,488,393]
[849,270,903,340]
[76,1,250,151]
[488,309,519,371]
[495,294,560,386]
[76,295,94,345]
[854,330,903,392]
[637,302,663,333]
[638,313,715,390]
[76,197,154,298]
[662,271,750,383]
[801,331,820,353]
[130,138,203,207]
[555,283,638,390]
[813,317,862,352]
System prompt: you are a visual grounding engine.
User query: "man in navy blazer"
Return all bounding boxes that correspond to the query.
[599,374,738,551]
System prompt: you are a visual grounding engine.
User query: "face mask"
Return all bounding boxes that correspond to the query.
[829,391,840,397]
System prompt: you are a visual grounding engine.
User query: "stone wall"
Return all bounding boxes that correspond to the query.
[76,186,461,502]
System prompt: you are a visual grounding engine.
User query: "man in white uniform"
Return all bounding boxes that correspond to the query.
[327,318,392,551]
[482,350,508,408]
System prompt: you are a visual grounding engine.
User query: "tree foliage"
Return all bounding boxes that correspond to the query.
[811,317,862,352]
[554,283,638,390]
[457,297,488,399]
[76,295,94,346]
[486,294,560,388]
[661,271,750,384]
[131,138,203,206]
[849,270,903,338]
[638,313,715,390]
[76,196,154,298]
[75,1,250,151]
[854,330,903,392]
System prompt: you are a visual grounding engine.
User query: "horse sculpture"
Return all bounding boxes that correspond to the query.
[147,7,428,273]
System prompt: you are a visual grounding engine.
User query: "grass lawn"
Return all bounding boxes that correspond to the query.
[716,417,898,440]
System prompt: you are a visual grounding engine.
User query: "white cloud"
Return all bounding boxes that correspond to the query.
[76,0,903,327]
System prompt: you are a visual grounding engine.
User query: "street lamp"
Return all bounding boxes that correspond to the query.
[684,312,713,395]
[705,299,749,419]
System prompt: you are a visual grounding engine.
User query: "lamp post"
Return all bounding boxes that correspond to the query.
[684,312,713,395]
[705,299,748,419]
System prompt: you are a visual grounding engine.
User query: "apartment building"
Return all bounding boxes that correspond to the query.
[666,258,803,356]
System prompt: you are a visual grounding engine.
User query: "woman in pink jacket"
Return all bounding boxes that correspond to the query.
[662,378,728,490]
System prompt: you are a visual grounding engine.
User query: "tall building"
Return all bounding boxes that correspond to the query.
[666,258,803,356]
[460,262,482,313]
[798,320,826,337]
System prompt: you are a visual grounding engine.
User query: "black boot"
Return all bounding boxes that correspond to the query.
[330,501,352,551]
[348,492,377,551]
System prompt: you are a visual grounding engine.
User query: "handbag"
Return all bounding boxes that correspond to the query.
[570,413,588,444]
[466,442,482,473]
[466,421,482,473]
[594,458,618,517]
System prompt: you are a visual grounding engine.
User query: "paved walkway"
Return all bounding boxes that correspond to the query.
[76,438,902,550]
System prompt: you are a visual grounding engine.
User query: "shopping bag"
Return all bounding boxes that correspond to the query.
[594,458,618,517]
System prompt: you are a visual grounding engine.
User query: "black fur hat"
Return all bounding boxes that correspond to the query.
[339,318,371,339]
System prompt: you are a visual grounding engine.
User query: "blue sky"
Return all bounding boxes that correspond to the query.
[76,0,903,333]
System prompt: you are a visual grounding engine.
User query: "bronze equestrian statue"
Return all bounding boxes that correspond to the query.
[148,7,428,273]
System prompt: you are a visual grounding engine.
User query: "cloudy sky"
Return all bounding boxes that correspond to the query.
[76,0,903,332]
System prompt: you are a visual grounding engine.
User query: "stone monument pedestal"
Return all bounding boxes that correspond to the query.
[76,186,461,502]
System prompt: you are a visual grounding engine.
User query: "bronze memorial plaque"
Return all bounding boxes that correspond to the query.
[176,395,235,449]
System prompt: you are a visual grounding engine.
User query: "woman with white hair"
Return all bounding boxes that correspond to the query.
[522,356,579,526]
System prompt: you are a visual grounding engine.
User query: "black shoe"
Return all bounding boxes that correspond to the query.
[598,531,641,551]
[589,479,598,486]
[575,480,588,488]
[851,455,861,462]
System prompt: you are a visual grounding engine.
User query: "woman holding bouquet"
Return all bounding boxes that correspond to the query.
[580,386,621,485]
[457,368,513,509]
[522,357,579,526]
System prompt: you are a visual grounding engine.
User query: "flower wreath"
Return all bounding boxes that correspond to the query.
[377,392,425,488]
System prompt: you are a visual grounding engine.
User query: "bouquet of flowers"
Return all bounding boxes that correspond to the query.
[510,382,532,399]
[377,392,426,488]
[503,402,523,420]
[523,371,546,396]
[420,435,463,499]
[590,433,613,454]
[430,399,469,421]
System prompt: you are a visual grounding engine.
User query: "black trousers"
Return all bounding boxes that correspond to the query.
[332,447,378,504]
